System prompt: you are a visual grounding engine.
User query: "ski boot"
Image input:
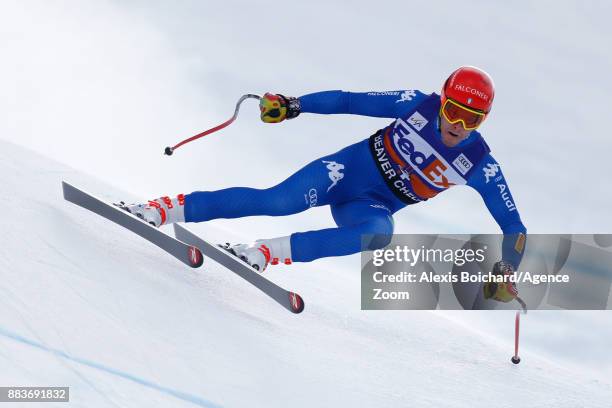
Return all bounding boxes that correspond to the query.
[117,194,186,227]
[220,236,292,272]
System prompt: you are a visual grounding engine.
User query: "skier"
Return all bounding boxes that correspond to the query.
[125,66,526,303]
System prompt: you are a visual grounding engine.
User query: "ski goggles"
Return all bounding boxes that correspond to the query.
[440,98,487,130]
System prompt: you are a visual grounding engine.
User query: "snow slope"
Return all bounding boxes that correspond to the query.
[3,0,612,382]
[0,143,610,407]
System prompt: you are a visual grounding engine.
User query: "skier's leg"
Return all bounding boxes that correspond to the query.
[290,199,394,262]
[184,177,314,222]
[126,139,379,227]
[184,139,379,222]
[226,199,393,270]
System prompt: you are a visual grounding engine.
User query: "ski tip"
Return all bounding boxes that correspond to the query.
[188,246,204,268]
[288,292,304,314]
[61,180,73,200]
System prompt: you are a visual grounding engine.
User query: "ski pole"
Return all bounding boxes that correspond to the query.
[164,94,261,156]
[511,311,521,364]
[511,296,527,364]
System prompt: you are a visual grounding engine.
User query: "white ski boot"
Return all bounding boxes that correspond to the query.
[221,236,292,272]
[119,195,186,227]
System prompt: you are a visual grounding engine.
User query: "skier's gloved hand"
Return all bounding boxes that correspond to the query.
[259,93,301,123]
[483,261,518,303]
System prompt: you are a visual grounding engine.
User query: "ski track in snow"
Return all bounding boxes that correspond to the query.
[0,326,221,408]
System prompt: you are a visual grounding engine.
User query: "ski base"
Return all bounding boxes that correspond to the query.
[62,181,203,268]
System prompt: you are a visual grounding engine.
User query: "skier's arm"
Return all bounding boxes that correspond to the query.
[259,90,429,122]
[299,90,428,118]
[467,154,527,270]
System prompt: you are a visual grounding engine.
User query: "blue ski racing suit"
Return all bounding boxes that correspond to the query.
[184,90,527,267]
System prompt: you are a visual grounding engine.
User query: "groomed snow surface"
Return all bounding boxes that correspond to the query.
[1,142,610,407]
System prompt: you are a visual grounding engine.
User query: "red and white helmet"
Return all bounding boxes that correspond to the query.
[441,66,495,114]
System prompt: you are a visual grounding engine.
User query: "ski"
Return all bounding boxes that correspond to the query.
[62,181,203,268]
[173,224,305,314]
